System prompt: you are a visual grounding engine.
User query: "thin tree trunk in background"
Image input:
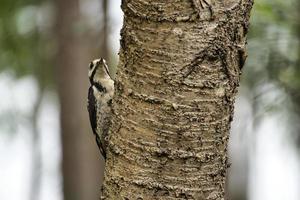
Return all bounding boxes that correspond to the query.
[101,0,109,61]
[293,1,300,114]
[55,0,104,199]
[29,87,44,200]
[293,1,300,147]
[102,0,253,199]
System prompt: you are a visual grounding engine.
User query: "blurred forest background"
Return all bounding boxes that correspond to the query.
[0,0,299,200]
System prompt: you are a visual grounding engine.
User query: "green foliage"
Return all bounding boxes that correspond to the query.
[243,0,300,143]
[244,0,299,93]
[0,0,55,88]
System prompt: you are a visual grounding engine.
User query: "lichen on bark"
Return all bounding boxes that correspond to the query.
[101,0,254,199]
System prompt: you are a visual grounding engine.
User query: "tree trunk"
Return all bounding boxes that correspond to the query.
[100,0,109,62]
[55,0,104,199]
[102,0,253,199]
[29,86,44,200]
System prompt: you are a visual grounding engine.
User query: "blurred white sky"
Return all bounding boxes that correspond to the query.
[249,115,300,200]
[0,73,61,200]
[0,1,299,200]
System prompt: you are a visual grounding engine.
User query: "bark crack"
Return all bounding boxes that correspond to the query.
[192,0,214,20]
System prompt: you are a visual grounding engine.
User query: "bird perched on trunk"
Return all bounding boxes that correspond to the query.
[87,58,114,159]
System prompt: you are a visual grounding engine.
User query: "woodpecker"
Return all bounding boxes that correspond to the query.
[87,58,114,159]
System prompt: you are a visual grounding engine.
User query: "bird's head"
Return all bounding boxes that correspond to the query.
[88,58,110,85]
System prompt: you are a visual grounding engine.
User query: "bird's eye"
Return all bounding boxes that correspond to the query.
[89,62,93,69]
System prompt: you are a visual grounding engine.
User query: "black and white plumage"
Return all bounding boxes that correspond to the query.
[87,58,114,159]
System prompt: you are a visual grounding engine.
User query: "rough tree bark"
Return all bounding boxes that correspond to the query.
[102,0,253,199]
